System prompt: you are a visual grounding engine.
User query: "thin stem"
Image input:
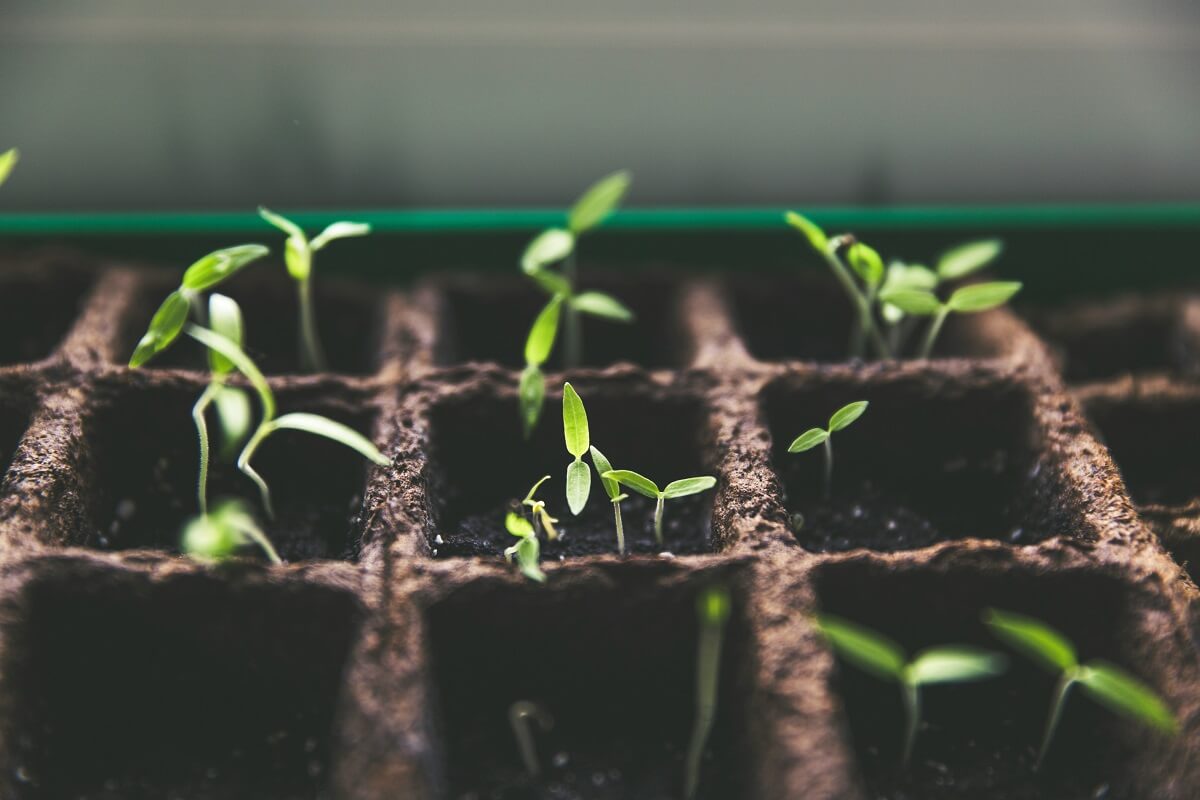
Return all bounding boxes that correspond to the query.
[192,383,220,515]
[1036,673,1076,771]
[822,436,834,500]
[237,425,275,519]
[233,519,283,565]
[684,605,727,800]
[613,499,626,555]
[654,495,665,546]
[820,246,890,360]
[509,701,551,779]
[563,251,582,368]
[901,680,920,767]
[919,307,951,360]
[297,278,327,373]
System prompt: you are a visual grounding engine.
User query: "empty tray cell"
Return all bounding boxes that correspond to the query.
[81,380,380,561]
[430,274,688,369]
[120,272,383,376]
[728,273,1015,364]
[0,256,93,365]
[815,559,1172,799]
[425,379,717,558]
[0,561,361,799]
[1028,292,1199,383]
[425,568,752,799]
[0,379,33,480]
[762,371,1067,552]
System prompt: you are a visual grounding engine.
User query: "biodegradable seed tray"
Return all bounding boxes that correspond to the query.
[0,249,1197,800]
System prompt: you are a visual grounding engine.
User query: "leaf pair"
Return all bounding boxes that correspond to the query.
[882,281,1023,317]
[521,475,560,541]
[562,383,593,515]
[787,401,868,454]
[259,207,370,282]
[602,469,717,546]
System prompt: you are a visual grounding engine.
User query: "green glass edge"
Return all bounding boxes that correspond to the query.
[1,204,1199,236]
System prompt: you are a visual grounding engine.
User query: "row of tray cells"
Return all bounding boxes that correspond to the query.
[0,557,1173,799]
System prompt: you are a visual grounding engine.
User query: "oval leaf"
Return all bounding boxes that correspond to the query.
[908,646,1008,686]
[984,609,1077,673]
[568,170,631,234]
[182,244,270,291]
[816,615,905,681]
[879,288,941,316]
[515,535,546,582]
[0,148,17,187]
[848,242,884,286]
[284,235,311,281]
[258,206,305,239]
[589,445,620,500]
[130,290,191,367]
[521,228,575,275]
[662,476,717,499]
[938,239,1003,281]
[519,364,545,437]
[268,412,389,466]
[311,220,371,251]
[571,291,634,322]
[207,293,244,375]
[506,511,535,538]
[788,428,829,453]
[213,385,253,456]
[828,401,868,432]
[602,469,659,499]
[566,459,592,515]
[883,262,938,294]
[784,211,828,251]
[562,382,589,458]
[947,281,1022,313]
[1077,662,1177,734]
[525,296,563,366]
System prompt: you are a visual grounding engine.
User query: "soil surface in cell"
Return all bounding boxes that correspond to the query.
[0,268,92,364]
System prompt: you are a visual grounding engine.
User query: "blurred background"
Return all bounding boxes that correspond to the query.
[2,1,1199,211]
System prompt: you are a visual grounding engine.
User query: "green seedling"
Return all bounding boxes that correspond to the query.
[985,608,1176,770]
[788,401,868,500]
[504,512,546,583]
[684,584,732,800]
[520,295,563,437]
[259,207,371,373]
[181,498,281,565]
[0,148,17,188]
[562,382,592,515]
[521,475,560,541]
[589,445,629,555]
[881,280,1022,359]
[817,614,1008,766]
[601,470,717,547]
[509,700,553,778]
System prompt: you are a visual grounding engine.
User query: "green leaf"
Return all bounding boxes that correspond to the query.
[506,511,535,538]
[523,474,552,505]
[879,288,942,316]
[283,235,312,281]
[0,148,17,187]
[182,244,270,291]
[697,585,732,626]
[589,445,620,500]
[908,647,1008,685]
[938,239,1003,281]
[129,290,190,367]
[566,459,592,515]
[311,221,371,251]
[883,262,938,294]
[258,206,305,240]
[571,292,634,322]
[525,295,563,366]
[784,211,828,251]
[515,535,546,582]
[828,401,869,432]
[521,228,575,275]
[568,170,631,234]
[1077,662,1177,734]
[268,412,389,466]
[662,476,717,499]
[984,609,1077,673]
[816,614,905,681]
[213,385,252,456]
[184,324,276,421]
[788,428,829,453]
[207,293,244,375]
[946,281,1022,313]
[562,382,590,457]
[181,510,239,563]
[519,364,545,438]
[847,242,884,286]
[602,469,659,499]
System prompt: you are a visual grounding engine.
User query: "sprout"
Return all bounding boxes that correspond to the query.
[508,700,553,778]
[562,383,592,515]
[504,512,546,583]
[0,148,18,188]
[817,614,1007,766]
[601,470,717,547]
[181,498,281,565]
[259,207,371,372]
[880,281,1022,359]
[519,295,563,437]
[985,609,1176,770]
[521,475,560,541]
[684,584,732,800]
[788,401,868,500]
[589,445,628,555]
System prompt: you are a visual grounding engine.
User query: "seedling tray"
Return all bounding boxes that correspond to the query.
[0,207,1198,800]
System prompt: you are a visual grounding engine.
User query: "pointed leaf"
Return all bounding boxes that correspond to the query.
[938,239,1003,281]
[829,401,869,432]
[816,615,905,681]
[267,412,389,466]
[908,646,1008,685]
[571,292,634,322]
[525,296,563,366]
[519,364,545,437]
[129,290,190,367]
[521,228,575,274]
[0,148,17,187]
[566,459,592,515]
[213,385,252,456]
[523,475,552,505]
[984,609,1077,673]
[589,445,620,500]
[515,535,546,582]
[848,242,884,287]
[562,382,589,458]
[662,476,717,499]
[1077,662,1177,734]
[568,170,631,234]
[947,281,1022,313]
[311,221,370,251]
[184,324,275,421]
[602,469,659,499]
[258,206,305,239]
[879,288,941,316]
[788,428,829,453]
[182,244,270,291]
[506,511,535,538]
[784,211,828,251]
[883,262,938,294]
[207,293,244,375]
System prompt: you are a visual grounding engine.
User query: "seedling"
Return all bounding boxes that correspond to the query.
[601,469,717,547]
[259,207,371,372]
[985,608,1176,770]
[562,382,592,515]
[684,584,732,800]
[181,498,281,565]
[519,295,563,436]
[788,401,868,500]
[589,445,629,555]
[520,475,560,541]
[508,700,553,778]
[881,280,1021,359]
[0,148,17,188]
[817,614,1007,766]
[504,512,546,583]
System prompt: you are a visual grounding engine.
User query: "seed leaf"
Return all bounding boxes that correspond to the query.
[946,281,1022,313]
[562,383,589,457]
[568,170,631,234]
[788,428,829,453]
[519,364,546,437]
[207,293,244,376]
[984,609,1077,673]
[816,614,905,681]
[182,244,270,291]
[1077,662,1176,734]
[602,469,660,499]
[521,228,575,275]
[515,535,546,582]
[828,401,868,432]
[185,323,276,420]
[879,288,942,316]
[662,476,717,499]
[311,221,371,251]
[213,385,252,455]
[268,412,390,466]
[258,206,305,240]
[589,445,621,500]
[938,239,1003,281]
[908,646,1008,685]
[784,211,828,251]
[566,459,592,515]
[883,262,939,294]
[698,585,732,625]
[525,296,563,366]
[571,292,634,322]
[283,235,312,281]
[848,242,884,287]
[523,475,552,505]
[129,290,190,367]
[0,148,17,187]
[506,511,535,538]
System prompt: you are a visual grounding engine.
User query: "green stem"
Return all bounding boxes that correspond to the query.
[192,383,220,515]
[564,251,581,368]
[684,606,727,799]
[509,701,549,779]
[820,247,890,360]
[237,423,276,520]
[613,499,625,555]
[919,306,951,360]
[654,495,665,546]
[822,437,834,500]
[901,679,920,767]
[1036,673,1076,772]
[298,278,327,373]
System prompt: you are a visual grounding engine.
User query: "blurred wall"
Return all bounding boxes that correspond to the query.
[1,1,1198,210]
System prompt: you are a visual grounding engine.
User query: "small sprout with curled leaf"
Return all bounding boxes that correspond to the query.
[504,512,546,583]
[788,401,868,500]
[182,498,281,565]
[520,475,559,542]
[601,469,717,547]
[589,445,629,555]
